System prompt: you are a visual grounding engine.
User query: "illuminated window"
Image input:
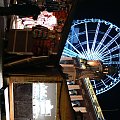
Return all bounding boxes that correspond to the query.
[12,11,57,30]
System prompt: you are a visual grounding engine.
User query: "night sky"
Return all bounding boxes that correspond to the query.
[74,0,120,119]
[74,0,120,27]
[97,83,120,120]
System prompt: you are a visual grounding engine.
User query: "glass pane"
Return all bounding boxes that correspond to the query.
[14,83,32,120]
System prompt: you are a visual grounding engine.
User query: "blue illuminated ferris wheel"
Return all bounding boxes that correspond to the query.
[62,19,120,95]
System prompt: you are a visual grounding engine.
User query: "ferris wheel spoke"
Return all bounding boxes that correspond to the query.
[75,43,81,48]
[66,40,84,57]
[95,53,104,61]
[101,79,108,87]
[104,61,120,65]
[99,33,120,53]
[72,27,80,42]
[91,22,101,52]
[95,25,113,52]
[72,28,86,53]
[103,54,119,61]
[74,42,86,55]
[64,47,81,56]
[74,41,85,53]
[102,45,120,57]
[64,47,77,53]
[92,80,98,93]
[85,23,90,53]
[101,50,111,59]
[84,51,90,60]
[106,75,116,82]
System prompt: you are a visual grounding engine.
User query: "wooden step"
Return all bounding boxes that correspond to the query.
[60,64,74,68]
[60,57,73,61]
[63,69,76,73]
[70,95,83,101]
[73,107,87,113]
[68,85,80,90]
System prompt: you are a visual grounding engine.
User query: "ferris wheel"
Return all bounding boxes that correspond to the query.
[62,18,120,95]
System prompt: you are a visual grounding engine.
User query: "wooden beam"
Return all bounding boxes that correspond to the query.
[9,81,14,120]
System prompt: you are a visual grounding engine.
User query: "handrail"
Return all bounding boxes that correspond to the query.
[83,77,105,120]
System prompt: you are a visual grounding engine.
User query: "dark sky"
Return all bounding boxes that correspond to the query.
[73,0,120,119]
[97,83,120,120]
[74,0,120,27]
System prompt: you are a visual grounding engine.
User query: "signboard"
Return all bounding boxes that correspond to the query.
[32,83,57,120]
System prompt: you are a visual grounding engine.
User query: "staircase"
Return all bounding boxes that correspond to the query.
[60,56,105,120]
[67,80,88,120]
[60,56,106,120]
[60,56,87,120]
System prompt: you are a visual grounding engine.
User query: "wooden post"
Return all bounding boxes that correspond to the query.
[9,80,14,120]
[0,29,3,89]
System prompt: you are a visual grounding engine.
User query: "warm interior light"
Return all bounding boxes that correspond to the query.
[13,11,57,30]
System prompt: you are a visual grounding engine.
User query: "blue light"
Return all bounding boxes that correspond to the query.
[62,18,120,95]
